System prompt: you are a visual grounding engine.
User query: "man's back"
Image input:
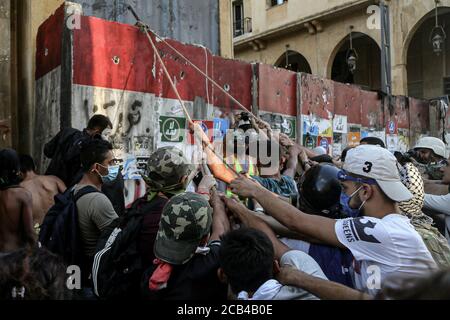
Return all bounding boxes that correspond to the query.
[74,184,118,257]
[0,187,35,253]
[20,175,66,226]
[44,128,85,186]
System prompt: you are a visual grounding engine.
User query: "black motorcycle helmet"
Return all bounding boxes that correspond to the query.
[298,163,343,218]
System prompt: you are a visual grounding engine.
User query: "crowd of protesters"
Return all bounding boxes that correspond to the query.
[1,113,450,301]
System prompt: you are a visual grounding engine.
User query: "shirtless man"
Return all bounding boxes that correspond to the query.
[0,149,35,253]
[19,155,66,227]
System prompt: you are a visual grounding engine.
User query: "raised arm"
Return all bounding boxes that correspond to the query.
[222,196,290,260]
[276,266,372,300]
[191,123,237,184]
[229,176,344,248]
[209,190,231,242]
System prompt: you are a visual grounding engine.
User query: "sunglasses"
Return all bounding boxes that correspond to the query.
[438,159,449,166]
[337,170,377,185]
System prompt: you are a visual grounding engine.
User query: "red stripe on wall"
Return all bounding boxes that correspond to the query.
[258,64,297,116]
[35,5,64,80]
[212,56,252,112]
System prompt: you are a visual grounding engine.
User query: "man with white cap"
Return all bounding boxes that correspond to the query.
[414,137,447,166]
[229,145,437,296]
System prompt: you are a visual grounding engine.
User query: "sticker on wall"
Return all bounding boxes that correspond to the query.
[160,116,186,143]
[386,120,398,135]
[280,117,297,139]
[333,115,348,134]
[213,118,230,140]
[347,132,361,147]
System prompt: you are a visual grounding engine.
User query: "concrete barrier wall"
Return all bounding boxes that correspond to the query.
[35,3,441,174]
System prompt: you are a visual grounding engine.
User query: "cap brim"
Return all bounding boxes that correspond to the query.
[377,180,413,202]
[154,237,199,265]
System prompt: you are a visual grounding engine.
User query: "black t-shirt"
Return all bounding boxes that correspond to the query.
[138,195,169,270]
[141,241,227,300]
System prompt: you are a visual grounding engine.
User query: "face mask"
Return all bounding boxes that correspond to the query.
[95,164,120,184]
[340,186,366,217]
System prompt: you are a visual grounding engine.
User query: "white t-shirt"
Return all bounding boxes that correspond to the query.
[335,214,437,296]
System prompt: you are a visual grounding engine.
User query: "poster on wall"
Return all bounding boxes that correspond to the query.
[261,113,297,139]
[303,134,317,149]
[386,134,399,153]
[318,136,332,154]
[318,119,333,138]
[213,118,230,141]
[333,115,348,134]
[332,133,343,157]
[347,132,361,147]
[368,131,386,144]
[346,125,361,147]
[302,115,320,136]
[280,117,297,140]
[160,116,186,143]
[386,120,398,135]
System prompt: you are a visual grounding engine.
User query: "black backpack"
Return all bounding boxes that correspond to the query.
[38,186,99,265]
[92,197,158,300]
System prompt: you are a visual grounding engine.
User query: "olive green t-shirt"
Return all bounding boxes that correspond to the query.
[74,184,118,257]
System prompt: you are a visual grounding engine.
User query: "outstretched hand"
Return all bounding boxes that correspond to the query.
[229,175,263,199]
[189,122,210,146]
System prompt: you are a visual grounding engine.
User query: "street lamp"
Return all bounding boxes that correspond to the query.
[429,0,446,55]
[346,26,358,74]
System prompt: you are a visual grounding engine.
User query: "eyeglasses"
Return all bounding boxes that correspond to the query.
[438,159,449,166]
[337,170,377,185]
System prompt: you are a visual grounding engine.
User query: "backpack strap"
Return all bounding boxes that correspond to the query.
[73,186,101,202]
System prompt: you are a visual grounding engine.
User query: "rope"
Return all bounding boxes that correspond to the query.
[131,18,240,177]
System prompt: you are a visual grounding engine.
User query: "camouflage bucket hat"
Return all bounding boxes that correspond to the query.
[155,192,213,265]
[146,147,194,191]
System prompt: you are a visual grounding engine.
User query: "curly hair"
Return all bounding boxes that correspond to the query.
[0,246,70,300]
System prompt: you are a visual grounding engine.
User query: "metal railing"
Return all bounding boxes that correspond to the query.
[233,17,252,38]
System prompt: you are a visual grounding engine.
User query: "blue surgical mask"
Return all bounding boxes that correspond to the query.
[340,186,364,218]
[96,164,120,184]
[104,165,120,183]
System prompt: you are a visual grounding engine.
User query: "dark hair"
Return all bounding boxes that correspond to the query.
[80,139,113,172]
[0,247,70,300]
[19,154,36,174]
[379,269,450,300]
[87,115,112,131]
[360,137,386,149]
[219,228,274,294]
[0,149,21,189]
[340,146,354,162]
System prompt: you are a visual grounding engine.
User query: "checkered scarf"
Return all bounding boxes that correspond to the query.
[398,162,434,224]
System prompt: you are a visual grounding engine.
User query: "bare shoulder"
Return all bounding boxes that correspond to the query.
[45,175,65,185]
[9,187,32,201]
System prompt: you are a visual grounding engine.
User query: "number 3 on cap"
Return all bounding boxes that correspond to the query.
[363,162,373,173]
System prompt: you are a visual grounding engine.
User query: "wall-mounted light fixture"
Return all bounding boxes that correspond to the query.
[346,26,358,74]
[429,0,447,55]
